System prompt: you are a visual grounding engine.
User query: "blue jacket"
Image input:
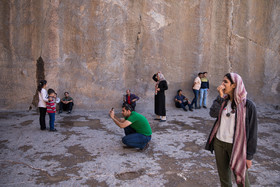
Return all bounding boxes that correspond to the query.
[124,94,139,105]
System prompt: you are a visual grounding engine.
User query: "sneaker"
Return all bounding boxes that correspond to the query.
[50,128,57,132]
[123,145,134,149]
[67,111,71,114]
[189,108,193,111]
[197,106,201,109]
[154,118,161,120]
[183,107,188,111]
[140,143,149,151]
[160,119,166,122]
[203,106,207,109]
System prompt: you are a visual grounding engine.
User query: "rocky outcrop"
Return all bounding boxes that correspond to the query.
[0,0,279,110]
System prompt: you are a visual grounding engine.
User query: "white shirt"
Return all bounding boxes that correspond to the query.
[216,100,236,143]
[193,76,201,90]
[38,88,48,108]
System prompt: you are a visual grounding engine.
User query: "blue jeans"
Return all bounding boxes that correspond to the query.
[122,126,151,149]
[199,88,208,107]
[48,113,55,130]
[175,101,192,110]
[191,89,199,108]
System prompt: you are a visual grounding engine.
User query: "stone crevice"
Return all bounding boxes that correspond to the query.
[0,160,48,173]
[227,0,234,72]
[232,33,280,55]
[40,0,51,56]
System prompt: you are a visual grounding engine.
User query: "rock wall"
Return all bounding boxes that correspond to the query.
[0,0,279,110]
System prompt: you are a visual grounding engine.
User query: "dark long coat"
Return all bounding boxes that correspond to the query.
[153,74,168,116]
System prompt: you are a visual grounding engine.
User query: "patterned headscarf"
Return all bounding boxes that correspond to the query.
[208,73,247,186]
[157,72,166,81]
[230,73,247,186]
[155,72,166,95]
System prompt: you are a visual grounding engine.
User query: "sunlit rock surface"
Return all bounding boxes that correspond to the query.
[0,0,279,110]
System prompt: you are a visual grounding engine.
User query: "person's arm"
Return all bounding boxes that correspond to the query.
[184,96,191,104]
[109,109,132,128]
[209,95,225,118]
[113,114,126,123]
[158,81,168,91]
[61,98,66,104]
[41,89,48,103]
[192,78,198,88]
[123,95,127,102]
[246,100,258,168]
[174,96,181,103]
[68,97,73,103]
[131,94,139,103]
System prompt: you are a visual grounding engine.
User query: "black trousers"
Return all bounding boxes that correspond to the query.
[39,107,47,130]
[59,102,74,112]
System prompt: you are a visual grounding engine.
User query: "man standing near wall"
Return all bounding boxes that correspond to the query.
[199,72,209,109]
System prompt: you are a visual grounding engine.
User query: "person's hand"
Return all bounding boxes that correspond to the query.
[157,88,160,91]
[179,100,182,103]
[109,108,114,119]
[246,160,252,169]
[217,84,225,98]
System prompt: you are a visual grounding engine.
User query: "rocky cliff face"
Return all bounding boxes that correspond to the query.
[0,0,279,110]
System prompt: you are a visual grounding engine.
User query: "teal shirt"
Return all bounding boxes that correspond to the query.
[125,111,152,136]
[62,97,73,102]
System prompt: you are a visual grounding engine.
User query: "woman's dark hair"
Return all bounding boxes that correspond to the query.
[225,73,234,84]
[224,73,236,110]
[37,80,47,92]
[152,74,158,82]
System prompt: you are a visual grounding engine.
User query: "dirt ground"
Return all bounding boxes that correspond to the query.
[0,106,279,187]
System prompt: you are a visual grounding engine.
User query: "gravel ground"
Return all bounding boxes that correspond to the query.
[0,106,279,186]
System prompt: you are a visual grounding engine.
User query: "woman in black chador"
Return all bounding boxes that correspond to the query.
[153,72,168,122]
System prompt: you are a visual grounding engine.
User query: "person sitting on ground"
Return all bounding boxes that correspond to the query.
[123,89,139,111]
[109,103,152,151]
[59,92,74,114]
[174,89,193,111]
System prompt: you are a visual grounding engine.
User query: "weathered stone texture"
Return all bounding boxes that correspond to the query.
[0,0,279,110]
